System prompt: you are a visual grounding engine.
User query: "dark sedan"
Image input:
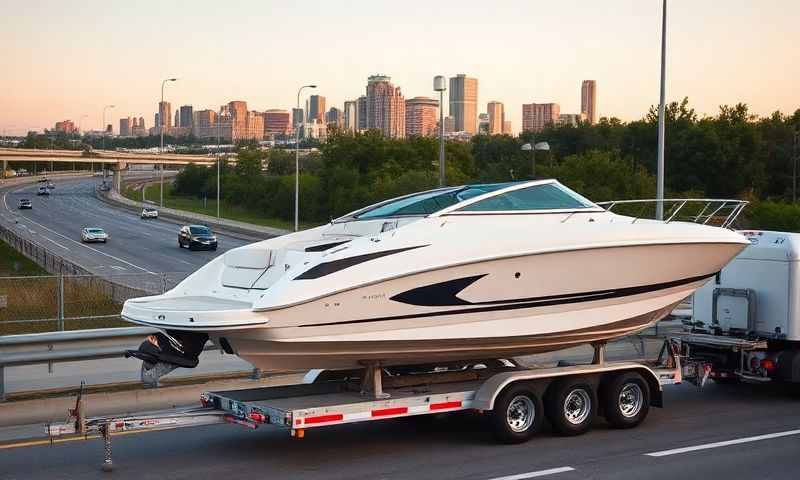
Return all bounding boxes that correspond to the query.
[18,199,32,209]
[178,225,218,251]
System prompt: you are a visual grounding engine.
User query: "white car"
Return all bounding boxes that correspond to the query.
[81,227,108,243]
[141,207,159,219]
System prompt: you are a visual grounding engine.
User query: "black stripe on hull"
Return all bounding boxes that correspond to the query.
[297,272,716,327]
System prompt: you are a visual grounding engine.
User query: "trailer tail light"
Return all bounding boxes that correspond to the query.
[249,411,267,423]
[760,359,776,373]
[200,393,210,407]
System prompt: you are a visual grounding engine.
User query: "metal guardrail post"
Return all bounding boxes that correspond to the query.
[0,365,5,402]
[58,273,65,331]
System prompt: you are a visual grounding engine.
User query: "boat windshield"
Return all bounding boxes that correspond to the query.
[355,183,513,219]
[457,183,594,212]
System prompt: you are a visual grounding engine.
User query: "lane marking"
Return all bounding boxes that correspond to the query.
[487,467,575,480]
[645,429,800,457]
[41,235,70,250]
[110,265,127,271]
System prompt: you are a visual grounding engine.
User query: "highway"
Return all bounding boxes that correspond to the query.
[0,176,253,284]
[1,382,798,479]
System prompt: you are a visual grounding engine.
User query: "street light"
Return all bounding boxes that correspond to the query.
[434,76,447,187]
[655,0,668,220]
[101,105,115,175]
[160,78,178,208]
[521,140,550,178]
[295,84,316,231]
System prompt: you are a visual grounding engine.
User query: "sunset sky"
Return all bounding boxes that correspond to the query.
[1,0,798,135]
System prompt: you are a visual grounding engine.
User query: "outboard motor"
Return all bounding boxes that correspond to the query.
[125,331,208,387]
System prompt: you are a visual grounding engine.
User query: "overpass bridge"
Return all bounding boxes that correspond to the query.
[0,147,218,169]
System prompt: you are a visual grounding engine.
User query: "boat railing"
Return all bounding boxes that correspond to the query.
[595,198,748,229]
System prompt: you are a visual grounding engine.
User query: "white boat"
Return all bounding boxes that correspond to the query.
[122,180,749,375]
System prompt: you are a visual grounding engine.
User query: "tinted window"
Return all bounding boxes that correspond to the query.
[87,228,105,234]
[459,184,593,212]
[355,183,513,219]
[190,226,212,235]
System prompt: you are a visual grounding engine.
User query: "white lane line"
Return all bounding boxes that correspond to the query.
[110,265,127,271]
[41,235,70,250]
[645,429,800,457]
[487,467,575,480]
[175,258,196,266]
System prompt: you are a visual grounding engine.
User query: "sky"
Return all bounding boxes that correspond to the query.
[1,0,798,136]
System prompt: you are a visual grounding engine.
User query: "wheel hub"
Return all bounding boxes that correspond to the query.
[506,395,535,433]
[563,389,591,425]
[618,383,643,418]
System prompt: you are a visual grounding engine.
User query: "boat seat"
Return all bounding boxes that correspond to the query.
[222,246,275,289]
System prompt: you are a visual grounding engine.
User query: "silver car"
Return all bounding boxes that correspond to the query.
[81,227,108,243]
[141,207,159,219]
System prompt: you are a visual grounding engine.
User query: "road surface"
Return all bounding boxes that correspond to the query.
[1,381,798,479]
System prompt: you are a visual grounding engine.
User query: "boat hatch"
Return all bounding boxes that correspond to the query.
[222,246,275,289]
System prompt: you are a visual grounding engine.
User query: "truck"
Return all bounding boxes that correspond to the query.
[679,230,800,387]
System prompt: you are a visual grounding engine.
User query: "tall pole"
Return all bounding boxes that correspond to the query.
[295,84,316,231]
[217,112,221,218]
[160,78,178,208]
[434,76,447,187]
[793,130,799,204]
[655,0,667,220]
[101,105,114,174]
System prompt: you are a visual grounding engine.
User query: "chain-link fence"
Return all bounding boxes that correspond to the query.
[0,272,187,335]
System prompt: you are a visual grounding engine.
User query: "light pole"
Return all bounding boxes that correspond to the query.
[655,0,667,220]
[521,139,550,178]
[295,84,316,231]
[101,105,114,174]
[160,78,178,208]
[434,76,447,187]
[793,129,799,203]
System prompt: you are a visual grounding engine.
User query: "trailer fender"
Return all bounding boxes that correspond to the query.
[472,363,663,411]
[776,349,800,383]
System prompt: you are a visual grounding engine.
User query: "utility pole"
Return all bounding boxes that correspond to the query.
[295,84,317,231]
[434,76,447,187]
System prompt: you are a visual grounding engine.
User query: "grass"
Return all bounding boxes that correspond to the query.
[122,182,314,231]
[0,239,47,276]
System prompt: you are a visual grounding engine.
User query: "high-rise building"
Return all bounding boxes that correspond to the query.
[192,110,218,139]
[119,117,132,136]
[581,80,597,125]
[478,113,490,134]
[132,117,139,128]
[405,96,438,137]
[262,109,292,135]
[292,108,304,128]
[449,74,478,134]
[365,75,405,138]
[138,117,145,129]
[557,113,587,127]
[308,95,326,123]
[343,100,358,132]
[522,103,560,132]
[356,96,367,131]
[487,101,504,135]
[54,120,76,134]
[444,116,456,133]
[179,105,193,128]
[325,107,343,129]
[158,101,172,129]
[174,110,180,130]
[154,113,160,130]
[503,120,513,136]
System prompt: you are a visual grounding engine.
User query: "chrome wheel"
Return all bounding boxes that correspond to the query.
[506,395,535,433]
[618,383,644,418]
[563,389,591,425]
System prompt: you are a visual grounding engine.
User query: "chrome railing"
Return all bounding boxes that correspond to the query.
[596,199,748,229]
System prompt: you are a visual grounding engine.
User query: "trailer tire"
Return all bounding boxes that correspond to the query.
[489,384,543,444]
[545,378,597,436]
[603,372,650,429]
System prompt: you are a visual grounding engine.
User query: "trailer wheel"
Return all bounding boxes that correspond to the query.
[545,378,597,436]
[490,384,543,444]
[603,372,650,429]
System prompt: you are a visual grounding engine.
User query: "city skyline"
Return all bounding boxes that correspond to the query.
[1,1,798,136]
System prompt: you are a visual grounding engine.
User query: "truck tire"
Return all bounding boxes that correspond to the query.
[545,378,597,436]
[603,372,650,429]
[489,384,543,444]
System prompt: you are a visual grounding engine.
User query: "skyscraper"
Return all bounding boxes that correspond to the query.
[119,117,132,136]
[308,95,326,123]
[487,101,505,135]
[325,107,343,128]
[179,105,193,128]
[581,80,597,125]
[192,109,218,139]
[449,74,478,134]
[158,101,172,129]
[503,120,513,136]
[356,96,367,131]
[292,108,304,128]
[343,100,358,132]
[522,103,560,132]
[405,96,438,137]
[154,113,160,130]
[174,110,180,130]
[262,109,292,135]
[365,75,405,138]
[138,117,145,129]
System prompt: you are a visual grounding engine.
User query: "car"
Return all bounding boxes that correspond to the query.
[37,177,47,183]
[178,225,217,250]
[141,207,159,219]
[18,199,32,209]
[36,186,50,196]
[47,182,55,189]
[81,227,108,243]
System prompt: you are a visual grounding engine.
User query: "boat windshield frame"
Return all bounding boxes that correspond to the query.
[333,180,603,223]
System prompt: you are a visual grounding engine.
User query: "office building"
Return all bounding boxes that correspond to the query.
[292,108,304,128]
[356,96,367,131]
[343,100,358,132]
[158,101,172,129]
[192,109,218,139]
[478,113,490,134]
[179,105,193,128]
[558,113,587,127]
[301,119,327,140]
[449,74,478,134]
[262,109,292,135]
[444,116,456,133]
[405,96,438,137]
[365,75,405,138]
[487,101,504,135]
[308,95,326,123]
[174,110,180,130]
[581,80,597,125]
[119,117,132,137]
[326,107,343,129]
[522,103,560,132]
[503,120,513,136]
[54,120,75,134]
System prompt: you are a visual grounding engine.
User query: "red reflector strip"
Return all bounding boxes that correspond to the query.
[303,413,344,424]
[430,401,462,410]
[371,407,408,417]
